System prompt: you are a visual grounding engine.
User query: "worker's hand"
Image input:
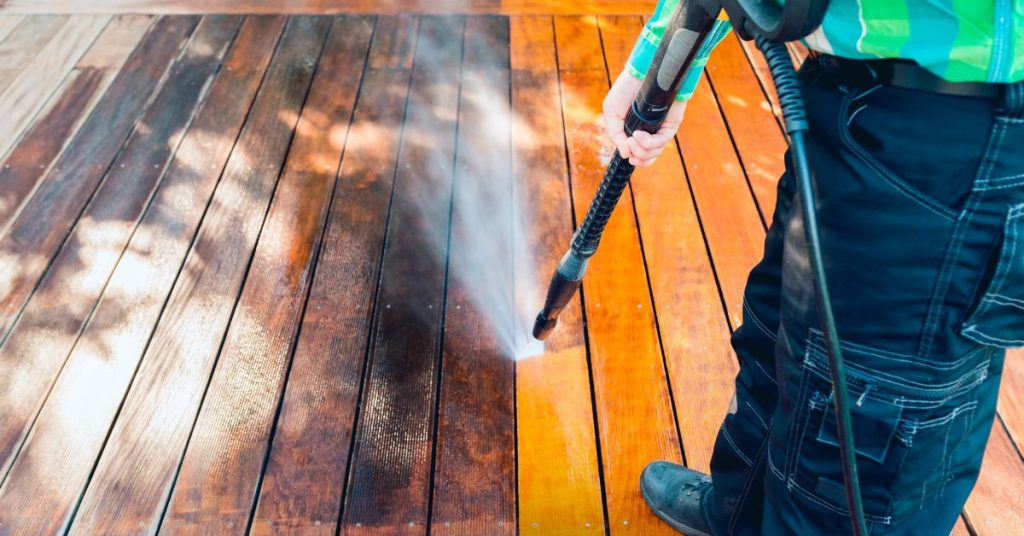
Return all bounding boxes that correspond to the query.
[603,69,687,167]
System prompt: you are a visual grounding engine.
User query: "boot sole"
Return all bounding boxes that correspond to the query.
[640,482,713,536]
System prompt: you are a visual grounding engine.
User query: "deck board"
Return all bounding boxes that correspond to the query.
[0,11,1020,536]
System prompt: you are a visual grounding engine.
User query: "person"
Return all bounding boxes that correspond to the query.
[603,1,1024,534]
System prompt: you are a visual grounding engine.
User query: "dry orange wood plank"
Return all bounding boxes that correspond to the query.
[598,14,737,475]
[0,15,111,160]
[430,15,515,535]
[158,16,369,534]
[0,15,151,230]
[963,421,1024,535]
[0,16,238,534]
[704,32,787,220]
[736,35,784,124]
[250,16,418,535]
[339,16,464,536]
[62,16,286,535]
[554,15,680,535]
[0,16,197,339]
[0,15,67,95]
[951,517,972,536]
[0,0,657,15]
[511,14,605,534]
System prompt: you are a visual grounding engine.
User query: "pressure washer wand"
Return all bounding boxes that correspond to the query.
[532,0,718,340]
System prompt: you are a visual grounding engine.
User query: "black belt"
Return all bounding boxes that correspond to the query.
[818,54,1002,99]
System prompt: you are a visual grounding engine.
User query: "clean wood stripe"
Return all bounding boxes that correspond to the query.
[340,15,464,536]
[554,14,681,534]
[0,15,110,161]
[250,15,418,535]
[430,14,516,535]
[0,15,153,231]
[0,16,236,534]
[964,421,1024,535]
[511,14,606,534]
[0,16,26,43]
[0,16,198,340]
[0,0,657,15]
[159,16,368,533]
[0,15,68,95]
[63,16,287,535]
[998,352,1024,450]
[599,14,738,475]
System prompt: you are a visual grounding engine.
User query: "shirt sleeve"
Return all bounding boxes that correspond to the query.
[626,0,733,101]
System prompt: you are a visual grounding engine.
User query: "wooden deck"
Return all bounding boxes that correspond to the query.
[0,11,1021,535]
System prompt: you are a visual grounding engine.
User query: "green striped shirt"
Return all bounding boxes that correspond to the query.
[628,0,1024,100]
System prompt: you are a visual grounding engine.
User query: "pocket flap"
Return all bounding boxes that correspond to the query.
[817,389,904,463]
[962,204,1024,348]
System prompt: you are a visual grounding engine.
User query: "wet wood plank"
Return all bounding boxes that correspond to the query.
[250,15,418,535]
[554,14,680,534]
[339,15,464,536]
[0,16,197,339]
[156,16,343,534]
[0,15,152,236]
[429,15,516,535]
[0,16,237,534]
[63,16,287,535]
[510,14,606,534]
[0,15,110,160]
[599,14,738,475]
[0,15,67,95]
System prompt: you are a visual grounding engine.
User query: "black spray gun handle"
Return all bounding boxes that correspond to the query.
[532,0,720,340]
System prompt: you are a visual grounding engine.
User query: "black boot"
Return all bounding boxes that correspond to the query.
[640,461,715,536]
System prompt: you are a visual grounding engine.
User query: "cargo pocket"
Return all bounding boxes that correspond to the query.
[962,204,1024,348]
[785,330,989,524]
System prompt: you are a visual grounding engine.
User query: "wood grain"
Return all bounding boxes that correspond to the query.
[511,14,606,535]
[151,16,339,534]
[963,421,1024,535]
[599,14,738,475]
[0,15,25,43]
[0,15,152,238]
[64,15,287,535]
[339,15,463,536]
[0,0,657,15]
[0,15,67,95]
[0,15,236,534]
[0,16,197,340]
[429,15,516,535]
[554,15,680,535]
[997,350,1024,451]
[0,14,110,160]
[250,15,418,535]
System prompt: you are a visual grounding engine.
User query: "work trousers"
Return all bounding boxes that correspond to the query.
[705,57,1024,535]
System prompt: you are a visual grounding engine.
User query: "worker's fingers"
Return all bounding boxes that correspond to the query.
[603,102,631,158]
[626,140,665,165]
[626,135,665,162]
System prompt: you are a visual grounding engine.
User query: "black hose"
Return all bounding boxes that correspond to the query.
[754,34,869,536]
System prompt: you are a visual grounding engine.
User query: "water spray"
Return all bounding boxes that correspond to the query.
[530,0,868,534]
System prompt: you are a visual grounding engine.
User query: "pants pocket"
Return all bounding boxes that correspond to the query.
[962,204,1024,348]
[785,330,989,525]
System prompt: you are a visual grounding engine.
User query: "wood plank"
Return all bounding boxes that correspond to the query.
[0,15,152,232]
[0,0,657,15]
[159,16,367,534]
[250,15,418,535]
[963,422,1024,535]
[510,14,606,534]
[339,15,464,535]
[554,15,680,534]
[0,16,238,534]
[0,14,110,160]
[63,15,287,535]
[429,14,516,535]
[0,16,26,43]
[599,14,738,475]
[997,350,1024,450]
[0,16,197,340]
[704,32,787,220]
[736,35,784,125]
[0,15,67,95]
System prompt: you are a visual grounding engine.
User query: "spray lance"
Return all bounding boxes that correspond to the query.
[530,0,870,535]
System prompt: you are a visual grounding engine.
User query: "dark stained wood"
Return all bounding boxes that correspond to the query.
[251,15,419,535]
[0,14,152,234]
[0,14,110,160]
[1,0,657,15]
[429,15,516,535]
[0,15,198,339]
[154,16,342,534]
[554,15,681,534]
[0,16,238,534]
[340,15,464,536]
[0,15,68,95]
[63,15,288,535]
[510,14,606,533]
[599,14,738,475]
